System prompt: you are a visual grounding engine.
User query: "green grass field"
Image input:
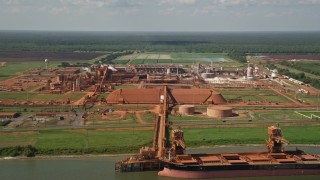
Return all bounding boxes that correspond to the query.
[0,92,85,101]
[254,110,306,121]
[296,111,320,118]
[114,85,137,89]
[1,126,320,155]
[276,64,320,79]
[141,112,156,123]
[299,96,320,104]
[295,62,320,74]
[130,59,145,64]
[85,113,143,126]
[112,59,129,64]
[184,126,320,146]
[219,89,292,103]
[114,52,235,65]
[158,59,173,63]
[0,129,153,154]
[170,53,227,59]
[0,62,61,81]
[169,115,210,121]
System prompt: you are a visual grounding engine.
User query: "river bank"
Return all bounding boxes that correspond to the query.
[2,144,320,160]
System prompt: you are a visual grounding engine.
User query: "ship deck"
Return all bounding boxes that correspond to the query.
[172,151,320,167]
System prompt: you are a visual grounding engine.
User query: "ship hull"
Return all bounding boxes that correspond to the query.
[159,167,320,179]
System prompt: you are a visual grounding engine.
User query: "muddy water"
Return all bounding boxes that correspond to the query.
[1,145,320,180]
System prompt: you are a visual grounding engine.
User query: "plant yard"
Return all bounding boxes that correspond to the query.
[113,52,239,65]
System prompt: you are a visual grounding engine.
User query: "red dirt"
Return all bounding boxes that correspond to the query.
[107,88,226,104]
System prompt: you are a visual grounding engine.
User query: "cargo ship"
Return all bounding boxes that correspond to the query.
[158,126,320,178]
[116,85,320,178]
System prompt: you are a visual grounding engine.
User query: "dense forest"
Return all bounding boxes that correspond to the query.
[1,31,320,55]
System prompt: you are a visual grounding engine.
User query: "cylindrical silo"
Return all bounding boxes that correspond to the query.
[179,105,195,115]
[207,106,233,118]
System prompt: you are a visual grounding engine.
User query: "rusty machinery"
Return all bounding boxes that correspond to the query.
[169,129,186,158]
[139,85,187,160]
[266,125,289,153]
[115,85,173,171]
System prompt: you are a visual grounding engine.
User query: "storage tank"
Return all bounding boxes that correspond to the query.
[247,66,254,78]
[166,68,171,75]
[57,75,64,83]
[207,106,233,118]
[201,73,215,79]
[179,105,195,115]
[271,69,278,79]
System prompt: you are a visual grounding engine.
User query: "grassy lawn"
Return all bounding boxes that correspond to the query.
[1,126,320,154]
[141,112,156,123]
[276,64,320,79]
[111,52,246,66]
[169,115,210,121]
[85,113,139,126]
[115,54,137,61]
[170,53,227,59]
[96,93,109,100]
[263,95,292,103]
[158,59,172,63]
[112,59,129,64]
[219,89,291,103]
[295,62,320,74]
[184,126,320,146]
[297,111,320,118]
[89,54,109,63]
[114,85,137,89]
[254,110,306,121]
[171,59,201,64]
[143,59,159,64]
[34,93,85,101]
[130,59,144,64]
[300,95,320,104]
[0,129,153,150]
[0,92,85,101]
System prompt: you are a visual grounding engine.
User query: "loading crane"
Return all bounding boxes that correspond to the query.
[115,85,176,171]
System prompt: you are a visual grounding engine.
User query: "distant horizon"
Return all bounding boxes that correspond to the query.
[1,29,320,33]
[1,1,320,32]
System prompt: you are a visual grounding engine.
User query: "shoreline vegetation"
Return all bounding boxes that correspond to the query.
[2,144,320,160]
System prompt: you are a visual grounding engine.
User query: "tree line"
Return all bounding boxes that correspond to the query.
[266,64,320,89]
[1,31,320,54]
[279,61,320,76]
